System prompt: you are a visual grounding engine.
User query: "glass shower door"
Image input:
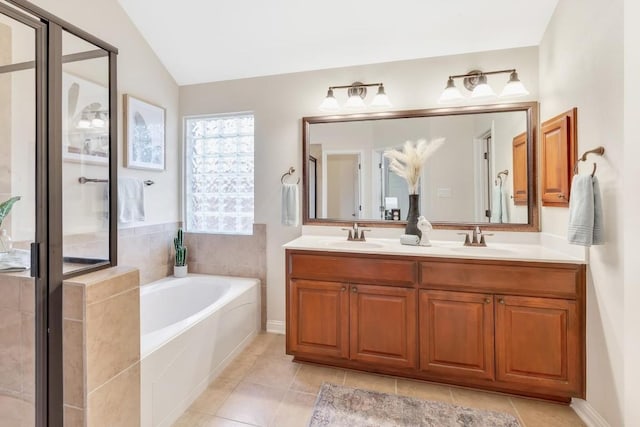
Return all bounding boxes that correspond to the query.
[0,6,39,426]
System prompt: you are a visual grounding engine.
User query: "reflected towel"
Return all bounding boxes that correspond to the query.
[490,182,509,223]
[118,177,145,223]
[568,175,603,246]
[281,183,299,226]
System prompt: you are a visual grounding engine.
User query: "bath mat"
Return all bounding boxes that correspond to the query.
[309,383,521,427]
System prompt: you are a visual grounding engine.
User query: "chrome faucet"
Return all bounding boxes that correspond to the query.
[342,222,370,241]
[458,226,492,247]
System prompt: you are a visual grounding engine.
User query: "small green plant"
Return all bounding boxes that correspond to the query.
[0,196,20,229]
[174,228,187,267]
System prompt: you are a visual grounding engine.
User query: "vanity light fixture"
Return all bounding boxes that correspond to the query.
[91,112,106,128]
[77,112,91,129]
[438,69,529,104]
[319,82,392,112]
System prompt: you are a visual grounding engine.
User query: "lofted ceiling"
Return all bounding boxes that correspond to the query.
[117,0,559,86]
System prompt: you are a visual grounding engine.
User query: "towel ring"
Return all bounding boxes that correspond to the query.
[574,146,605,177]
[281,166,300,184]
[496,170,509,184]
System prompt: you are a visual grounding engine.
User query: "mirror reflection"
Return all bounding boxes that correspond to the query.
[305,104,536,227]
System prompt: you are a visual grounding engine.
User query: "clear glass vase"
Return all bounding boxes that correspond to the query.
[0,229,13,253]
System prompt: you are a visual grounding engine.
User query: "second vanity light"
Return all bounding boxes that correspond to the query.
[319,81,392,112]
[438,69,529,104]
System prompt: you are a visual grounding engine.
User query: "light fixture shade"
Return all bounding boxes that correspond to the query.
[471,75,497,99]
[344,93,366,109]
[319,88,339,112]
[77,112,90,129]
[91,113,105,128]
[438,78,464,103]
[370,85,392,108]
[500,71,529,98]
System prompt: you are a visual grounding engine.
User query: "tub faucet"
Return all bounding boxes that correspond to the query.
[342,222,369,241]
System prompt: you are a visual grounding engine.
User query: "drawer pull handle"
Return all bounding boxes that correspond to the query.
[485,298,491,304]
[351,287,357,293]
[499,298,505,304]
[341,287,346,292]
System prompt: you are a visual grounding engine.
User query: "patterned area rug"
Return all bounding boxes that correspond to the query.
[309,383,521,427]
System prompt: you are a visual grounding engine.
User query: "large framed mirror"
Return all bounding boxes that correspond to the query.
[302,102,538,231]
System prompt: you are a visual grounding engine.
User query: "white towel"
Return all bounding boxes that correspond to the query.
[490,182,510,223]
[118,177,145,223]
[568,175,604,246]
[281,183,299,226]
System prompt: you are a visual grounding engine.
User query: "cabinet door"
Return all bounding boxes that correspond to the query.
[512,132,528,206]
[350,284,417,369]
[288,279,349,358]
[541,109,577,207]
[495,295,581,395]
[419,290,494,380]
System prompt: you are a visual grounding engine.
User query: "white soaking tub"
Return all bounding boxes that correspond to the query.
[140,274,260,427]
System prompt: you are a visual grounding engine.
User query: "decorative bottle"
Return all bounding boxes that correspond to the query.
[0,229,13,253]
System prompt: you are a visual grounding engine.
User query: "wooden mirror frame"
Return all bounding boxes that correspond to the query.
[302,101,539,231]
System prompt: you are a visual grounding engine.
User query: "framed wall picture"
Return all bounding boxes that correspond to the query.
[124,94,166,170]
[62,72,109,165]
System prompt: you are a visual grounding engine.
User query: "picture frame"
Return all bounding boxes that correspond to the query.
[62,72,110,165]
[124,94,166,170]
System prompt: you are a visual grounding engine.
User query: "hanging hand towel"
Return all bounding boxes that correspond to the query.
[118,177,145,223]
[500,184,510,223]
[568,175,604,246]
[490,182,502,223]
[281,183,299,226]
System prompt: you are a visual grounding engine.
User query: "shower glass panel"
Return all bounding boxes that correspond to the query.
[61,30,110,274]
[0,10,36,426]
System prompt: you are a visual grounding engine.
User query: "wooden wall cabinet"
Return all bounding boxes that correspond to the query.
[512,132,528,206]
[286,250,585,402]
[541,108,577,207]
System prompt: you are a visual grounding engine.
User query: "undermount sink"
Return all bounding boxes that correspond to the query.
[325,240,385,250]
[448,246,514,256]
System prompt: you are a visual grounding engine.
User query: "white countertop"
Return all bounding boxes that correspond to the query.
[283,235,586,264]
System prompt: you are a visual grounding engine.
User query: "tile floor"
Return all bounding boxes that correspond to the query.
[173,333,586,427]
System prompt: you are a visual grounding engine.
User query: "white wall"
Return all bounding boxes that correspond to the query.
[539,0,624,425]
[624,1,640,426]
[29,0,181,227]
[179,47,539,332]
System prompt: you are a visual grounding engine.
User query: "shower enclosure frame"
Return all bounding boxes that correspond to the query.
[1,1,118,425]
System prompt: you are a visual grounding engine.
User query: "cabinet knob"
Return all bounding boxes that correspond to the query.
[485,298,491,304]
[341,286,346,292]
[499,298,505,304]
[557,193,567,200]
[351,286,357,293]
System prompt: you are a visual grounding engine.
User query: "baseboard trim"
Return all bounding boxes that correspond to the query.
[266,320,285,335]
[571,399,610,427]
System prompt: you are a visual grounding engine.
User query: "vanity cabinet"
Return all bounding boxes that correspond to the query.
[286,249,585,402]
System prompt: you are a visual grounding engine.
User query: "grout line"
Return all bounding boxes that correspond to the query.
[508,397,527,427]
[215,414,258,426]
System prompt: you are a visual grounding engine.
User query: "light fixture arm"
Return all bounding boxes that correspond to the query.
[448,69,516,80]
[327,82,384,90]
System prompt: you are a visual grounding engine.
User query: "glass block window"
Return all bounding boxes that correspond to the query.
[185,113,254,235]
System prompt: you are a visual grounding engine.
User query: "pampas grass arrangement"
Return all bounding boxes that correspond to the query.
[384,138,445,194]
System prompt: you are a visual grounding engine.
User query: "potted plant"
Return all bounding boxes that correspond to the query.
[0,196,20,253]
[173,228,188,277]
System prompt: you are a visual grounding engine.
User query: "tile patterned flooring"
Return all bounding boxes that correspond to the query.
[173,333,586,427]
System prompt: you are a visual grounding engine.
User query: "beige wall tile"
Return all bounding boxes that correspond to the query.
[21,313,35,396]
[0,276,20,310]
[83,267,139,305]
[63,320,84,408]
[19,278,34,314]
[0,309,22,392]
[64,405,85,427]
[63,284,84,321]
[87,363,140,427]
[86,288,139,392]
[0,392,34,427]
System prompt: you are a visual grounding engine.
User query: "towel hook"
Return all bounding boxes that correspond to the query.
[281,166,300,184]
[574,146,605,177]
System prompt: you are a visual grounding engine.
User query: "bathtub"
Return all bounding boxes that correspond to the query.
[140,274,260,427]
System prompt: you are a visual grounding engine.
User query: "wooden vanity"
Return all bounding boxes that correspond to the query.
[285,248,585,402]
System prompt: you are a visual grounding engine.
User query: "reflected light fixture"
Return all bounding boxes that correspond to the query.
[319,82,392,112]
[77,112,91,129]
[91,112,106,128]
[438,69,529,104]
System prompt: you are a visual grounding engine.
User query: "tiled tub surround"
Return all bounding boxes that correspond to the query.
[186,224,267,329]
[63,266,141,427]
[141,274,260,427]
[0,273,35,426]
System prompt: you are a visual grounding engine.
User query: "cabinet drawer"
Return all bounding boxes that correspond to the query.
[420,261,582,299]
[289,253,416,286]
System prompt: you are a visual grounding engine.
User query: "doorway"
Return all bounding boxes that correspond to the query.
[324,152,361,219]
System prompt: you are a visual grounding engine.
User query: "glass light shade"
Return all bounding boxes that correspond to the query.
[77,116,90,129]
[438,78,464,103]
[471,75,497,99]
[344,93,365,109]
[370,85,392,108]
[91,114,105,128]
[319,88,339,112]
[500,71,529,98]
